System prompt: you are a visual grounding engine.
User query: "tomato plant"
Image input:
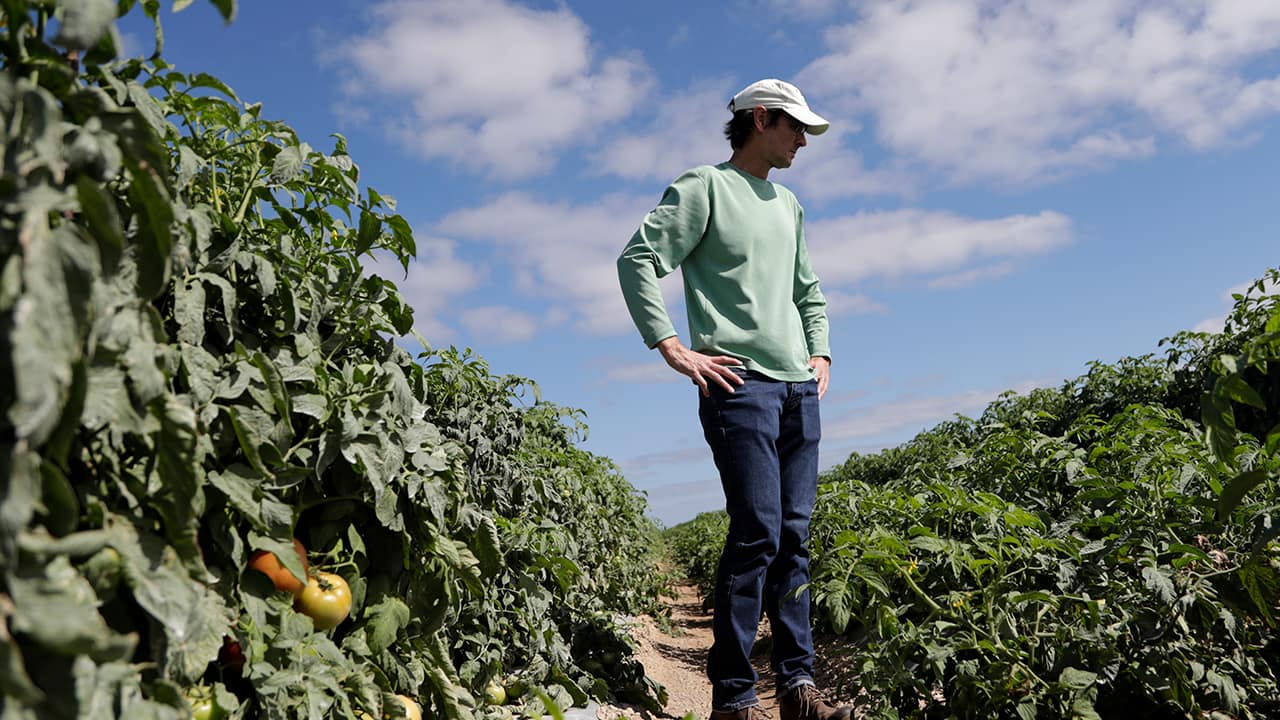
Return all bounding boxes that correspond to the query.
[295,572,352,630]
[0,2,668,719]
[670,270,1280,719]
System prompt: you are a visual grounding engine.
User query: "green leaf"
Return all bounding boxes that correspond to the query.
[150,397,202,559]
[1167,543,1212,567]
[208,0,236,22]
[1058,667,1097,689]
[247,531,306,592]
[1219,374,1266,409]
[0,598,44,704]
[292,393,328,420]
[854,564,892,597]
[249,350,292,433]
[39,461,80,537]
[224,404,273,479]
[75,175,125,273]
[0,446,42,545]
[208,465,291,536]
[118,525,232,681]
[1218,468,1269,521]
[386,214,415,267]
[125,156,175,299]
[180,342,219,404]
[1237,558,1278,627]
[82,365,143,433]
[17,528,113,558]
[470,514,502,575]
[176,144,203,190]
[8,221,95,446]
[123,306,168,405]
[175,276,207,346]
[1141,565,1175,604]
[270,145,306,185]
[356,210,380,255]
[126,80,167,135]
[54,0,119,50]
[424,634,475,719]
[187,72,239,101]
[364,597,411,654]
[8,556,137,661]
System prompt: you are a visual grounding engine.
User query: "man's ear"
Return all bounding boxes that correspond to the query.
[753,106,769,132]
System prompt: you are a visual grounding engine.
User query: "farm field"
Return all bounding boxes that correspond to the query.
[2,2,1277,720]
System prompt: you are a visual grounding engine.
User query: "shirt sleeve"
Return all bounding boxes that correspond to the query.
[793,203,831,359]
[616,169,711,348]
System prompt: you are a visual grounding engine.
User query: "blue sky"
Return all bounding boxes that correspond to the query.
[121,1,1279,526]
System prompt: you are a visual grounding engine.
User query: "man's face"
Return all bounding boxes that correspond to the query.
[757,109,808,169]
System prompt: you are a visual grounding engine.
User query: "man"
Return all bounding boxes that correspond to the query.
[616,79,851,720]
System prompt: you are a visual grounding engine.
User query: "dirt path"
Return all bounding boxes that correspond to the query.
[596,584,859,720]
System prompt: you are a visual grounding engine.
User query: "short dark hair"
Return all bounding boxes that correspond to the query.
[723,108,785,150]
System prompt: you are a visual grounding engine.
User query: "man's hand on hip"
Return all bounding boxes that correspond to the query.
[810,355,830,399]
[655,337,745,397]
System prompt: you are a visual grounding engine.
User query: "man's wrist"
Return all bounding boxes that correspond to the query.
[655,337,684,361]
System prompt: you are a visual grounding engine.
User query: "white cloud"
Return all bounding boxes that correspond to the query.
[458,305,539,344]
[437,198,1069,339]
[362,238,482,345]
[822,380,1044,443]
[927,260,1018,289]
[1193,276,1276,332]
[341,0,652,179]
[594,83,910,200]
[619,445,709,480]
[115,30,142,59]
[788,133,917,201]
[639,476,724,526]
[436,192,682,336]
[605,362,684,385]
[592,80,733,184]
[823,289,886,317]
[806,208,1073,287]
[799,0,1280,184]
[766,0,840,16]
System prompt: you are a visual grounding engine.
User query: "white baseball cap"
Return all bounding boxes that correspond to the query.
[728,78,830,135]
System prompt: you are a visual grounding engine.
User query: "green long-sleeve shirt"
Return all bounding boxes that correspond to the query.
[616,162,829,382]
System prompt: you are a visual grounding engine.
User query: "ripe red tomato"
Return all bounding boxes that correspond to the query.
[247,538,309,595]
[294,571,352,630]
[217,636,245,674]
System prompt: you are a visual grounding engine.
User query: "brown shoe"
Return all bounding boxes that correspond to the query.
[711,704,773,720]
[778,684,852,720]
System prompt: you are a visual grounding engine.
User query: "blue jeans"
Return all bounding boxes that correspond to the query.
[699,368,821,711]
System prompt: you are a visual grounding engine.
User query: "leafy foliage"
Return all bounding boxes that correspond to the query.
[673,270,1280,719]
[0,3,665,718]
[663,511,728,610]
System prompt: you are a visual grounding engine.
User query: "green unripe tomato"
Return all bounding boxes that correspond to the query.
[484,679,506,705]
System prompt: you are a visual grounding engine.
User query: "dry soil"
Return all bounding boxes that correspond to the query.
[595,584,862,720]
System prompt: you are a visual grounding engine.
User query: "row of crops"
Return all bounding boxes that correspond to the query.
[667,269,1280,719]
[1,3,669,718]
